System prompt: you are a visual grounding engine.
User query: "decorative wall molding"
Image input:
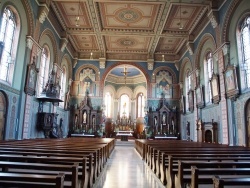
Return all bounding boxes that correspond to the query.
[208,9,219,28]
[38,4,49,24]
[99,58,106,69]
[147,59,154,70]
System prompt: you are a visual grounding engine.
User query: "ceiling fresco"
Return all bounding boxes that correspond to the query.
[50,0,224,63]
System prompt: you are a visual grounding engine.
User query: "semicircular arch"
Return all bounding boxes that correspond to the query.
[100,62,150,97]
[75,64,100,81]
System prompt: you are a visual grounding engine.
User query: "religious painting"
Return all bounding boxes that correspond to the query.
[64,90,70,110]
[155,70,172,98]
[24,57,38,96]
[79,68,96,96]
[195,85,204,108]
[180,95,185,114]
[210,73,220,104]
[224,64,239,99]
[188,90,194,112]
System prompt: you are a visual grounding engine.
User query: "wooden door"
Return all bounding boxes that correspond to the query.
[0,92,7,140]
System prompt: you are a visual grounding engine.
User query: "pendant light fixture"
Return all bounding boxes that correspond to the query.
[75,0,80,27]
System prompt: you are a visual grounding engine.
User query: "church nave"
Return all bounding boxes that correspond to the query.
[94,140,165,188]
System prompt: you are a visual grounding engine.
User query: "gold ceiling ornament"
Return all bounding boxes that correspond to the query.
[75,0,80,27]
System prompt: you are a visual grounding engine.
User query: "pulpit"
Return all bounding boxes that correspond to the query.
[36,65,63,138]
[37,112,58,138]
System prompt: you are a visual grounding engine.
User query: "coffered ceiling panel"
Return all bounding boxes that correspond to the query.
[72,35,99,51]
[156,37,183,54]
[164,4,206,31]
[54,1,92,28]
[105,36,151,52]
[99,2,160,30]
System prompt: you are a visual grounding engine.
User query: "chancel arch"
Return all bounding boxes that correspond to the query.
[103,64,147,125]
[100,62,150,97]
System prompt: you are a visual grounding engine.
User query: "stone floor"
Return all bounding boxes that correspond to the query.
[93,140,165,188]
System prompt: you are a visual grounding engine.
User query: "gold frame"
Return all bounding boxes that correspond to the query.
[224,64,239,100]
[210,73,220,104]
[24,57,38,96]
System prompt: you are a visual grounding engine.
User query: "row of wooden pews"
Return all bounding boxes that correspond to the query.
[0,137,115,188]
[135,139,250,188]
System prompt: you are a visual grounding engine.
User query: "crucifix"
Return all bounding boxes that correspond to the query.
[121,66,130,85]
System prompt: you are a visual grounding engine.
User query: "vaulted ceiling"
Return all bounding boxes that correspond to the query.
[50,0,223,63]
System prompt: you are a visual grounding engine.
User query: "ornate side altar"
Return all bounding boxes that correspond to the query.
[145,97,178,139]
[71,92,102,136]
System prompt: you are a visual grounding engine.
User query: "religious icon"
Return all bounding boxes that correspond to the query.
[83,112,87,123]
[24,57,38,96]
[162,114,166,125]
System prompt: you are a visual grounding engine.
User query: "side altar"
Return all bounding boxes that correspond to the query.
[70,92,103,137]
[145,96,178,139]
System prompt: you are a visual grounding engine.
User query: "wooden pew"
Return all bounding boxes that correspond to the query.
[0,161,78,188]
[0,144,99,184]
[0,154,90,188]
[170,157,250,188]
[0,172,65,188]
[0,137,115,188]
[134,139,250,188]
[213,175,250,188]
[159,152,250,185]
[190,166,250,188]
[174,160,250,188]
[0,143,106,183]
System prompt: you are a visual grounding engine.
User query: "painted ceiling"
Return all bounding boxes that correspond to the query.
[50,0,224,65]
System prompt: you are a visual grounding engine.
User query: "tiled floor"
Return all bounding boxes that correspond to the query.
[93,140,165,188]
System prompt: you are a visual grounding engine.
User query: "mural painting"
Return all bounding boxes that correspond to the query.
[155,71,172,98]
[79,68,96,96]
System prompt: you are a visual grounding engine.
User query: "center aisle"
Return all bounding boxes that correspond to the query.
[93,140,165,188]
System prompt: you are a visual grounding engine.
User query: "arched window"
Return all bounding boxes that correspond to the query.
[0,7,19,84]
[240,16,250,89]
[104,92,111,118]
[120,94,129,118]
[185,70,191,111]
[137,92,145,118]
[59,66,66,108]
[204,52,213,103]
[37,47,50,96]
